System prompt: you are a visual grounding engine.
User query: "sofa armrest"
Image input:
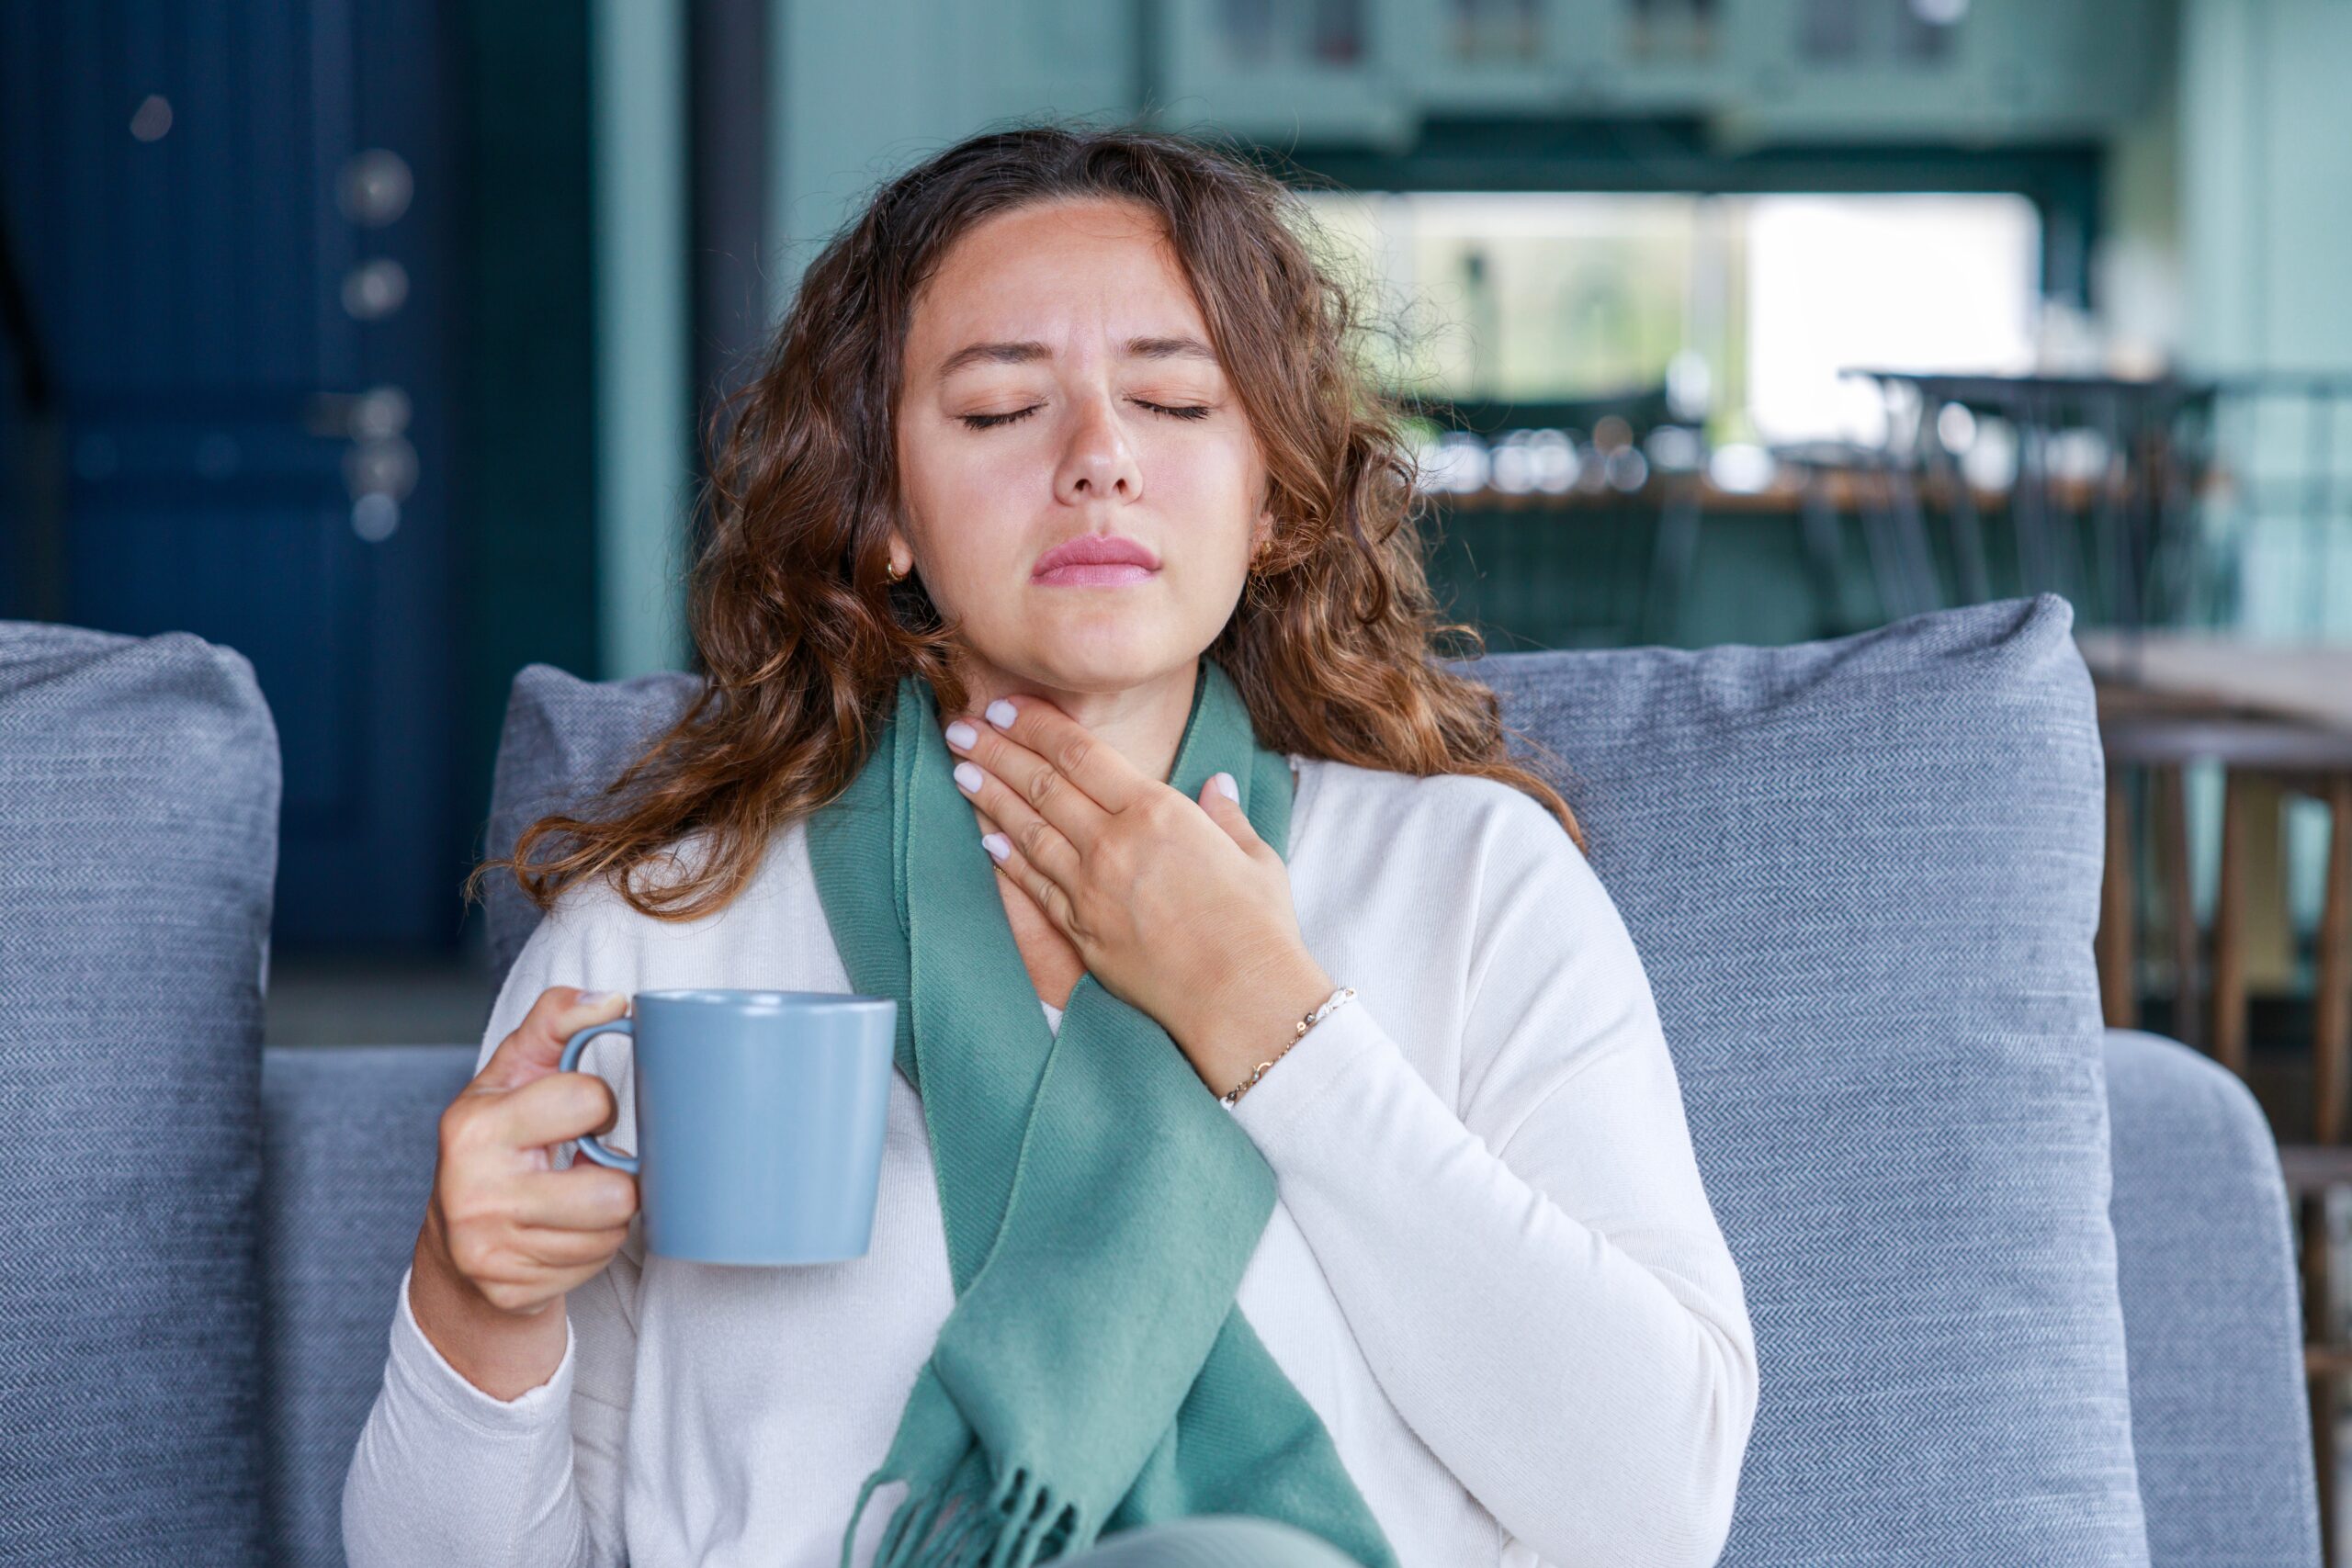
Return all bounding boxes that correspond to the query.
[258,1044,479,1567]
[2104,1026,2323,1566]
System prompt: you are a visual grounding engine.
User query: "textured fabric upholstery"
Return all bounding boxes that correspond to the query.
[478,593,2158,1564]
[2102,1027,2322,1565]
[259,1044,478,1568]
[483,667,699,988]
[0,621,279,1565]
[1473,594,2148,1563]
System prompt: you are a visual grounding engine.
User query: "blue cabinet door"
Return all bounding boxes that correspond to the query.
[1,0,461,949]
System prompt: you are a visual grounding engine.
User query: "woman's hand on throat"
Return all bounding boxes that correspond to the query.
[941,694,1332,1095]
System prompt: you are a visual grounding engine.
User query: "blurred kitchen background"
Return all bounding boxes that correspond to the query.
[6,6,2352,1517]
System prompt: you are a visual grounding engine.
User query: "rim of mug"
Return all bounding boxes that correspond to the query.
[630,987,894,1011]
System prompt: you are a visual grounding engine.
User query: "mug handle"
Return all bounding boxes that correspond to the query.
[558,1018,641,1175]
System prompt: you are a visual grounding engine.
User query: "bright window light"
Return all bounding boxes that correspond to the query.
[1295,187,2045,447]
[1744,194,2041,444]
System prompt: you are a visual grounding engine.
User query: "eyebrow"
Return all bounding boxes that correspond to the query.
[933,334,1220,379]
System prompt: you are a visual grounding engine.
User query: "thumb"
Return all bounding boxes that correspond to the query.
[479,987,630,1091]
[1199,772,1261,849]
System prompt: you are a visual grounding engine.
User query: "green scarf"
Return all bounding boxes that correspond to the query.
[805,654,1396,1568]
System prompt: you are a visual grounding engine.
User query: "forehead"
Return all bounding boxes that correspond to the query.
[906,197,1210,357]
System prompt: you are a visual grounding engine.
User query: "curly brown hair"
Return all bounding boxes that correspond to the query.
[467,118,1583,926]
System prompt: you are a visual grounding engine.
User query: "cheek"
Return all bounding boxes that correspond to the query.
[1153,424,1255,493]
[918,528,1023,620]
[899,459,1029,603]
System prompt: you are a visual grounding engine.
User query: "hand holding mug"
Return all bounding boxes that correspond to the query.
[421,987,643,1318]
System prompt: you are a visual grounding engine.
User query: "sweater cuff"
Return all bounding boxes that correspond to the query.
[1224,994,1393,1147]
[390,1260,575,1435]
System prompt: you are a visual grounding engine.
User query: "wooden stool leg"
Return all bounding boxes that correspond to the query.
[2320,776,2352,1146]
[2217,769,2250,1080]
[2101,766,2139,1029]
[2306,1190,2340,1564]
[2318,780,2352,1563]
[2158,763,2200,1050]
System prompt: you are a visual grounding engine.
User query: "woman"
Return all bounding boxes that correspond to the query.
[343,122,1757,1568]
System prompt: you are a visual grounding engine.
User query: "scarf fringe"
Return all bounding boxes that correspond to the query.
[842,1458,1085,1568]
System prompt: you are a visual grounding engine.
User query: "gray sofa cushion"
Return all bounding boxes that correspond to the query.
[1475,592,2145,1564]
[482,594,2149,1563]
[259,1044,478,1568]
[0,621,279,1564]
[2103,1027,2320,1565]
[483,667,698,987]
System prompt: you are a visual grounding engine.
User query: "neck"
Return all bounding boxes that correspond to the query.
[941,655,1202,787]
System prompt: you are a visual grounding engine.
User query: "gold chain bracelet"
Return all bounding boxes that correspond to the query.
[1218,985,1357,1108]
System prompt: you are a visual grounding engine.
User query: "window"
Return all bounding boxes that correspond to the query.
[1295,187,2043,445]
[1745,194,2040,441]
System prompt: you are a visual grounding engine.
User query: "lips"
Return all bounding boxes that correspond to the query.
[1032,534,1160,577]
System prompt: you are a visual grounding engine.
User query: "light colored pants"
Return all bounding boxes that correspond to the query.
[1052,1516,1364,1567]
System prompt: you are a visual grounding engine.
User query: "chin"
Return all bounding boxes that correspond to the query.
[993,632,1209,696]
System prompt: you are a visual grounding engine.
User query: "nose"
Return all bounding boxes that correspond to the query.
[1054,392,1144,506]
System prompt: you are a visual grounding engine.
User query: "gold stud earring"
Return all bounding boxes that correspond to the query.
[887,558,908,583]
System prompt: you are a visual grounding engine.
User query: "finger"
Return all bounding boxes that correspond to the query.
[511,1164,639,1232]
[985,693,1156,816]
[479,987,629,1089]
[972,804,1046,920]
[944,698,1121,849]
[512,1221,633,1269]
[952,751,1082,895]
[1198,772,1261,849]
[492,1067,621,1153]
[984,829,1078,940]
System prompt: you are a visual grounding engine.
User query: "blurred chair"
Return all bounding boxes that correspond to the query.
[1849,370,2224,633]
[1766,438,1939,635]
[1400,385,1712,644]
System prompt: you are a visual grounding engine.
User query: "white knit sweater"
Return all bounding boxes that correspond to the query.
[342,753,1758,1568]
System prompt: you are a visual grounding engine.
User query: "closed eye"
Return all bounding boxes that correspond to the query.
[959,399,1214,431]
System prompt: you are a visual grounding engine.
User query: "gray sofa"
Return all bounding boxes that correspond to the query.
[0,595,2320,1568]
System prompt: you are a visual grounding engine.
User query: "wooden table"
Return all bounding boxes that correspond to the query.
[2078,627,2352,733]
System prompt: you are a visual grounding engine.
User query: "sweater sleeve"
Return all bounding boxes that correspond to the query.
[1227,787,1759,1568]
[341,896,642,1568]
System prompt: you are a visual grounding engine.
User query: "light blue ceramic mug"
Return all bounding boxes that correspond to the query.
[559,989,896,1266]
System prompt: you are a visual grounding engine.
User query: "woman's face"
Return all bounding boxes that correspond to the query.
[890,196,1272,699]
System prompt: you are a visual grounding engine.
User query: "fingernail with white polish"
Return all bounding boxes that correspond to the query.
[981,832,1011,863]
[986,698,1018,728]
[1214,772,1239,802]
[944,719,977,749]
[954,761,983,794]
